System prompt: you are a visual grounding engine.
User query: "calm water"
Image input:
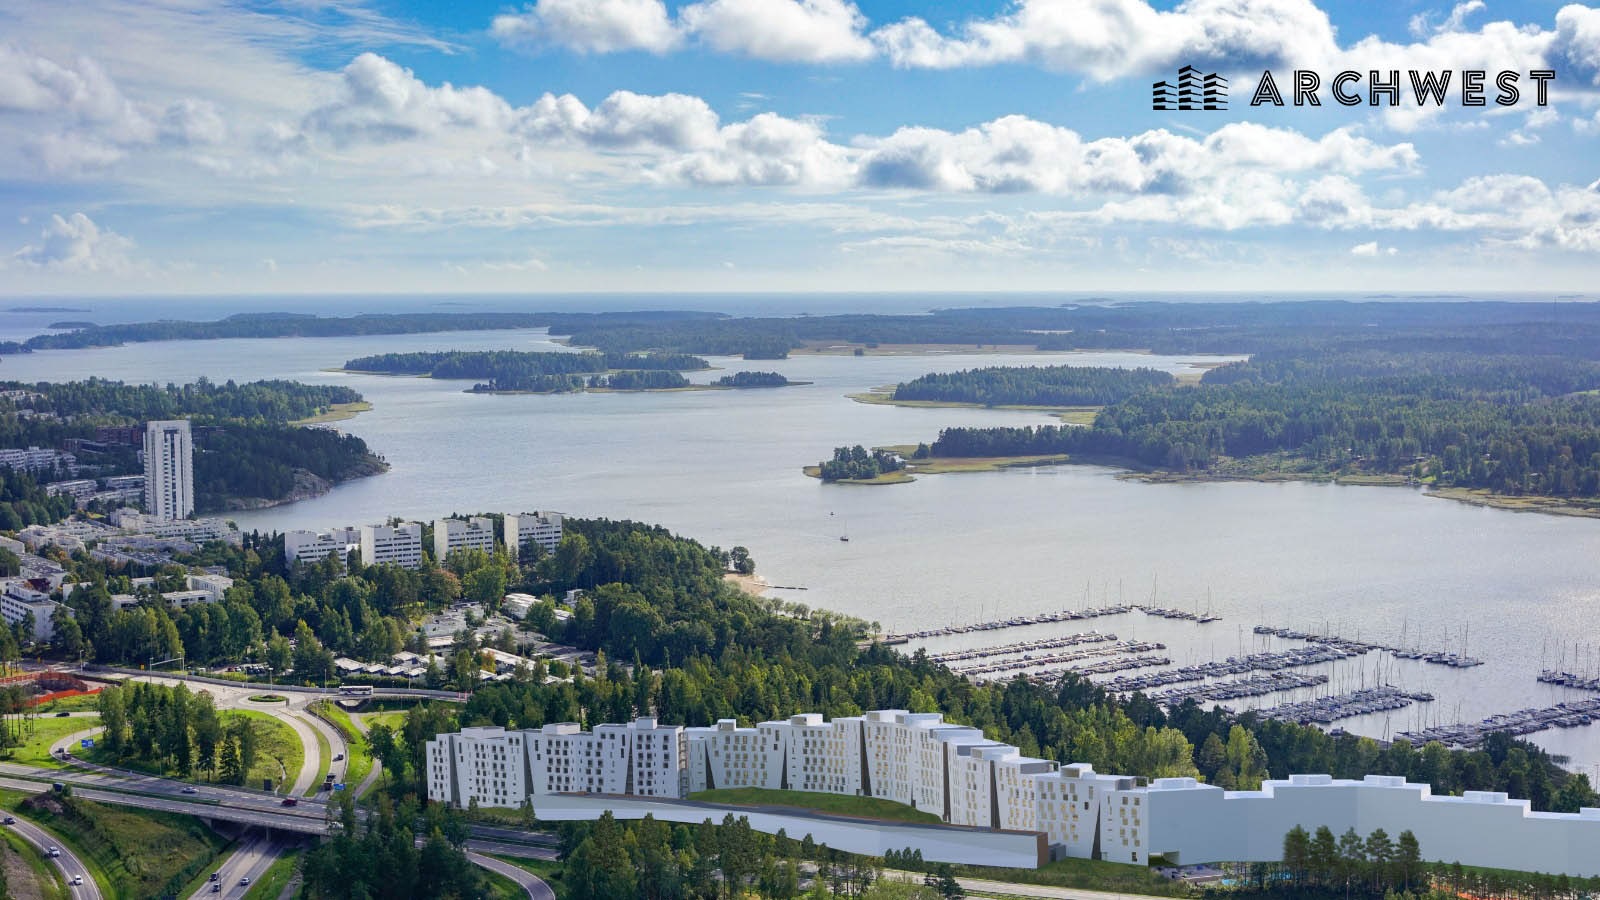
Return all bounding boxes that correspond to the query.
[7,326,1600,775]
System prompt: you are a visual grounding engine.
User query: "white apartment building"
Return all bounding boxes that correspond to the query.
[359,522,423,569]
[143,420,194,521]
[503,511,563,559]
[113,511,240,546]
[426,710,1600,876]
[0,581,67,642]
[110,572,235,611]
[0,447,77,474]
[284,527,361,565]
[434,516,496,562]
[44,479,97,502]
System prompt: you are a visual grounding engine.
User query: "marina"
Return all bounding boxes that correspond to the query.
[925,631,1120,664]
[951,641,1168,678]
[1253,625,1484,668]
[1094,645,1368,694]
[1537,670,1600,692]
[1146,672,1331,705]
[881,605,1133,644]
[1248,685,1435,725]
[1395,698,1600,748]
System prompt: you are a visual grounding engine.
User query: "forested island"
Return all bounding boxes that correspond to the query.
[342,349,710,394]
[714,371,794,388]
[836,331,1600,513]
[889,364,1174,406]
[19,301,1600,362]
[808,445,909,483]
[0,378,385,514]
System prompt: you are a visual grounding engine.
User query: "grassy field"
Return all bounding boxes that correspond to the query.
[1,714,101,769]
[688,788,942,825]
[0,788,227,900]
[227,710,304,792]
[361,710,409,732]
[0,822,68,900]
[242,846,301,899]
[290,401,372,425]
[315,703,374,795]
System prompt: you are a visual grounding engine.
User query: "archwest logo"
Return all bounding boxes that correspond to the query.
[1152,66,1227,110]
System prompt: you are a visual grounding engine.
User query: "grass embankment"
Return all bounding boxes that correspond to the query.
[1,714,102,769]
[290,401,372,425]
[0,824,68,899]
[2,788,227,899]
[305,721,331,798]
[491,856,565,897]
[848,388,1102,425]
[314,703,373,795]
[1423,486,1600,519]
[242,846,302,899]
[81,709,300,790]
[361,710,410,732]
[36,694,103,713]
[938,855,1192,897]
[689,788,942,825]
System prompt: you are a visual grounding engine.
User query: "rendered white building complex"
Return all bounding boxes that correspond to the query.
[143,420,194,521]
[503,511,563,559]
[284,527,361,565]
[358,522,424,569]
[426,710,1600,875]
[434,516,496,562]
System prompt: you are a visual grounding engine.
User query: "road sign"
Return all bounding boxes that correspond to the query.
[80,739,93,749]
[334,784,345,791]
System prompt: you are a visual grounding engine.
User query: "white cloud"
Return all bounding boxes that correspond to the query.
[678,0,874,63]
[1349,241,1396,256]
[1409,1,1485,38]
[491,0,681,54]
[9,212,134,272]
[303,53,514,145]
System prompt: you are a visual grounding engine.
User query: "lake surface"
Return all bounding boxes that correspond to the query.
[8,328,1600,775]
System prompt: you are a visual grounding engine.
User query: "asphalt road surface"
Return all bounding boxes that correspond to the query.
[5,811,102,900]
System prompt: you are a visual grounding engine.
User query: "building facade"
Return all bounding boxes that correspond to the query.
[503,511,563,558]
[426,710,1600,876]
[143,420,195,520]
[358,522,424,569]
[434,516,496,562]
[284,527,361,565]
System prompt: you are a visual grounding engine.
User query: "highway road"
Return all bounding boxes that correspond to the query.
[4,810,102,899]
[465,850,555,900]
[293,705,347,798]
[189,830,283,899]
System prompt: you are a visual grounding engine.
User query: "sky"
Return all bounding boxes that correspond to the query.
[1,0,1599,296]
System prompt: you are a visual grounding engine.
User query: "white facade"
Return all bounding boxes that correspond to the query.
[0,582,66,641]
[502,592,538,618]
[115,512,239,545]
[425,710,1600,876]
[503,511,563,559]
[143,420,194,521]
[358,522,423,569]
[284,527,360,565]
[434,516,496,562]
[0,447,76,474]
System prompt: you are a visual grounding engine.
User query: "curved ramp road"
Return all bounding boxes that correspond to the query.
[189,831,281,900]
[5,812,102,900]
[345,712,385,798]
[291,707,345,798]
[465,850,555,900]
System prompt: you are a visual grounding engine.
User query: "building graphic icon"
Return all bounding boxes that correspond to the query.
[1152,66,1227,110]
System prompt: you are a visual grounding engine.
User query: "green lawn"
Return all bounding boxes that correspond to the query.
[314,703,374,796]
[243,846,302,899]
[305,718,331,798]
[688,788,942,825]
[36,694,104,713]
[0,788,228,900]
[0,822,68,900]
[226,710,305,792]
[362,710,409,732]
[0,714,102,769]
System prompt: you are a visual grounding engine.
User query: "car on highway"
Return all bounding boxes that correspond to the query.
[210,872,219,881]
[333,753,343,761]
[211,884,221,893]
[2,816,13,825]
[70,875,82,886]
[181,786,199,794]
[240,876,250,886]
[47,846,60,857]
[54,711,70,717]
[281,797,297,807]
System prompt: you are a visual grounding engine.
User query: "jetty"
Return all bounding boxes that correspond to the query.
[881,606,1133,644]
[1094,645,1363,694]
[951,640,1167,678]
[1395,697,1600,748]
[1537,669,1600,692]
[1145,672,1330,705]
[1253,624,1483,668]
[1251,685,1435,726]
[927,631,1117,664]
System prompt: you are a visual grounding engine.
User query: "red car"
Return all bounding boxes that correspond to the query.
[281,797,298,807]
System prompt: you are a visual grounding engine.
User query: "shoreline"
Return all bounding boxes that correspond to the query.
[290,401,373,425]
[723,572,770,596]
[847,389,1100,424]
[210,457,389,511]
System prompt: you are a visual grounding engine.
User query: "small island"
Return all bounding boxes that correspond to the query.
[46,320,96,330]
[804,445,912,484]
[714,371,796,388]
[849,363,1175,424]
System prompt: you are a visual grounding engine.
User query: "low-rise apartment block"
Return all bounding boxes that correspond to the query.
[426,709,1600,876]
[284,527,361,565]
[503,511,563,559]
[360,522,424,568]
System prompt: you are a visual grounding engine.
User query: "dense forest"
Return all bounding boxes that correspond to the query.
[892,365,1174,406]
[590,370,691,390]
[343,349,709,378]
[21,302,1600,362]
[4,377,362,422]
[0,467,76,529]
[715,371,791,388]
[817,445,905,482]
[193,423,382,510]
[896,338,1600,501]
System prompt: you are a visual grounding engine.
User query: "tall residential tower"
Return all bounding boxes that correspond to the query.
[142,419,194,521]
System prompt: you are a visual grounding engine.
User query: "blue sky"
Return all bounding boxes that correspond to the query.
[1,0,1598,295]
